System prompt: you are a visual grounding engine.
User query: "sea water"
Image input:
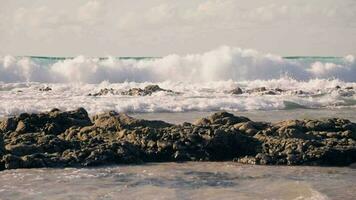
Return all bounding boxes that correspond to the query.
[1,46,356,199]
[0,162,355,200]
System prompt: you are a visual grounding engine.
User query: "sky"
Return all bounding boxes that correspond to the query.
[0,0,355,56]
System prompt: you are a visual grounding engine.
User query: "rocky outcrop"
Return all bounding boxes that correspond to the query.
[88,85,179,96]
[121,85,177,96]
[228,87,243,95]
[88,88,117,96]
[228,86,286,95]
[39,87,52,92]
[0,109,355,170]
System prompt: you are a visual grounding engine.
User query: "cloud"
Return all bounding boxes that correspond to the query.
[0,0,355,56]
[78,0,103,24]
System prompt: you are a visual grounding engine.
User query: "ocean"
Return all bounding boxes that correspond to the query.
[0,46,356,199]
[1,162,355,200]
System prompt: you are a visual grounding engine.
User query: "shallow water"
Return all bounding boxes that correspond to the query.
[0,162,355,200]
[131,108,356,124]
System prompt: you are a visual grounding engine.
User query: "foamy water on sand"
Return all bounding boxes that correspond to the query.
[0,162,355,200]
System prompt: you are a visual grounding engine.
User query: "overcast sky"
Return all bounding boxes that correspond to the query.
[0,0,355,56]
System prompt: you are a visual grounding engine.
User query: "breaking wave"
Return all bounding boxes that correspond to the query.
[0,78,355,117]
[1,46,355,83]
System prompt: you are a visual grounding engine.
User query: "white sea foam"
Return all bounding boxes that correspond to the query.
[1,46,356,83]
[0,78,355,117]
[1,46,355,116]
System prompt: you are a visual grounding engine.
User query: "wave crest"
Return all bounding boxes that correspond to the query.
[1,46,355,83]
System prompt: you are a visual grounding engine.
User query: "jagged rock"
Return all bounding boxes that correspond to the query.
[88,88,117,96]
[92,111,172,130]
[88,85,179,97]
[263,91,277,95]
[39,87,52,91]
[0,108,355,171]
[121,85,177,96]
[229,87,243,95]
[0,118,18,132]
[247,87,267,94]
[194,111,250,126]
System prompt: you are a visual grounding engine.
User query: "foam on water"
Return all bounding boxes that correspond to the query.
[0,78,355,117]
[0,162,354,200]
[1,46,355,116]
[1,46,356,83]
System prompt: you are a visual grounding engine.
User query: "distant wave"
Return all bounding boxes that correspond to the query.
[1,46,355,83]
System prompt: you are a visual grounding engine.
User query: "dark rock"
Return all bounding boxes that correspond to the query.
[194,111,250,126]
[229,87,243,95]
[274,88,284,92]
[88,88,117,96]
[263,91,277,95]
[2,154,23,169]
[121,85,178,96]
[247,87,267,94]
[92,111,172,131]
[0,108,355,171]
[39,87,52,91]
[0,118,18,133]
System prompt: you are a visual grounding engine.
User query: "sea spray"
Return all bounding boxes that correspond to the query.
[1,46,355,83]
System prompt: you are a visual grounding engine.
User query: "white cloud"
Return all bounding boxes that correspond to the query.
[78,0,103,24]
[0,0,355,56]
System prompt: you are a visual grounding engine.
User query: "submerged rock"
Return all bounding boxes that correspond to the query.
[0,108,355,170]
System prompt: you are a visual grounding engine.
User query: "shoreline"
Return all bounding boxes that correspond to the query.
[1,108,356,170]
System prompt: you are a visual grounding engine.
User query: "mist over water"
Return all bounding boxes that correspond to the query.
[1,46,355,83]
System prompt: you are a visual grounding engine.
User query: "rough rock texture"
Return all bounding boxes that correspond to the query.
[88,85,178,97]
[88,88,117,96]
[121,85,177,96]
[228,87,243,95]
[39,87,52,92]
[0,109,355,170]
[227,87,287,95]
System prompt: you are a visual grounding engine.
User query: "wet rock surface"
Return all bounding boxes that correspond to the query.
[39,87,52,92]
[88,88,117,96]
[0,108,355,170]
[121,85,177,96]
[226,85,355,97]
[88,85,178,96]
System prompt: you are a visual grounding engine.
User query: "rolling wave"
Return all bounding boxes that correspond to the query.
[1,46,355,83]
